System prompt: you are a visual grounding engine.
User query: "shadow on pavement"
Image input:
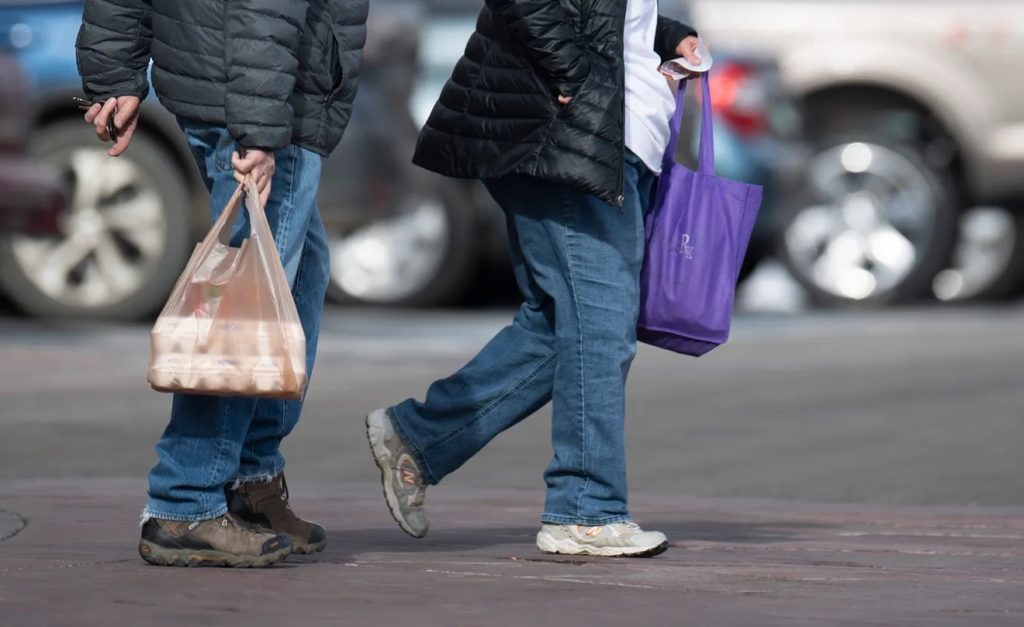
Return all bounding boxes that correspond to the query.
[313,519,837,563]
[650,519,837,543]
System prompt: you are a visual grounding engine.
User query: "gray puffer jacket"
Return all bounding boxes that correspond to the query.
[76,0,369,155]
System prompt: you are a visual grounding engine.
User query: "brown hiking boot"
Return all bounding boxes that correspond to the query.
[227,474,327,554]
[138,512,291,567]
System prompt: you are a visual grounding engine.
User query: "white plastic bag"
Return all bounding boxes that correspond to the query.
[148,182,307,400]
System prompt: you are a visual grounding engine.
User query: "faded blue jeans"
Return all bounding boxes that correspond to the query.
[144,120,330,522]
[390,151,656,526]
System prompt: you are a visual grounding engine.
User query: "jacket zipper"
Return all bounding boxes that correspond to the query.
[614,0,628,208]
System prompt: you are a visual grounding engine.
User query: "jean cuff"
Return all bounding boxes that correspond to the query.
[140,503,228,525]
[386,405,440,485]
[540,513,633,526]
[232,463,285,488]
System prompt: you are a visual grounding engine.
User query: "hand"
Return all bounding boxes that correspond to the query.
[84,96,141,157]
[231,148,276,207]
[676,35,704,67]
[557,95,572,106]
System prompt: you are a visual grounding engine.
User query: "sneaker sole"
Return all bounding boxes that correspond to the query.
[138,541,291,568]
[536,535,670,558]
[365,410,427,539]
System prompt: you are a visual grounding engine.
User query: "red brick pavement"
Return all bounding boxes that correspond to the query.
[1,479,1022,626]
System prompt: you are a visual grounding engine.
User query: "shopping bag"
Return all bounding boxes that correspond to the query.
[148,181,307,399]
[637,74,763,356]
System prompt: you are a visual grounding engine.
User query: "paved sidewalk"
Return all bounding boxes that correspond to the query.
[1,480,1022,626]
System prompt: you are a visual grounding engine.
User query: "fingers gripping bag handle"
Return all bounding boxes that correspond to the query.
[148,180,307,400]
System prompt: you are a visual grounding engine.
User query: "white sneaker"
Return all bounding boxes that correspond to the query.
[536,522,669,557]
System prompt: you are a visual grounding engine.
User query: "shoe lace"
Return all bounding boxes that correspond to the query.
[409,484,426,508]
[219,512,266,537]
[613,521,643,534]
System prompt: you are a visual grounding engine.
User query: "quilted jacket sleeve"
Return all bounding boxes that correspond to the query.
[224,0,310,150]
[76,0,153,101]
[485,0,591,98]
[655,16,698,63]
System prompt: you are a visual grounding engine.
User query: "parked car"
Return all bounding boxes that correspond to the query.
[1,0,801,318]
[691,0,1024,305]
[0,36,64,239]
[323,1,502,307]
[0,0,490,319]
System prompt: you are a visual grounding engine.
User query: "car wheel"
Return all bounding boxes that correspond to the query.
[932,206,1024,302]
[737,240,767,284]
[0,120,192,320]
[778,137,958,305]
[326,179,476,307]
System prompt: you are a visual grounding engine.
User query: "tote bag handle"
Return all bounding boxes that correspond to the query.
[663,73,715,176]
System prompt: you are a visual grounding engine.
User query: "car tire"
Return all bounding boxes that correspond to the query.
[737,240,767,284]
[0,120,192,320]
[326,177,476,307]
[778,135,959,306]
[933,207,1024,302]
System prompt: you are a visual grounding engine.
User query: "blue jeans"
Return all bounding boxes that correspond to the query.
[144,120,330,522]
[390,151,656,526]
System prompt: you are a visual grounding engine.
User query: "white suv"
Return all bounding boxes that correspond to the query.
[691,0,1024,304]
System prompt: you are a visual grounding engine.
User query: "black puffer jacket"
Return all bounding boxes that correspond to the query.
[413,0,695,206]
[76,0,369,155]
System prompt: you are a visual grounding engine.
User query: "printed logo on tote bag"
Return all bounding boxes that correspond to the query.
[677,234,695,260]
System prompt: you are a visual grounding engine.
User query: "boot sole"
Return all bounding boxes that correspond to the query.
[290,539,327,555]
[365,410,427,539]
[536,536,670,558]
[226,512,328,555]
[138,540,291,568]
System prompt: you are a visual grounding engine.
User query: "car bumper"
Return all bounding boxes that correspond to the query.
[0,156,65,236]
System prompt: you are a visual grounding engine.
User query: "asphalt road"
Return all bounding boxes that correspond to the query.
[1,305,1022,507]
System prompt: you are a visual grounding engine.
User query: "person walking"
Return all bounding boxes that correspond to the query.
[76,0,368,567]
[366,0,703,557]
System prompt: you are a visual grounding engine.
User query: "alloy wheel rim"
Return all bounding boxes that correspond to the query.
[329,196,449,303]
[784,142,938,301]
[10,147,168,308]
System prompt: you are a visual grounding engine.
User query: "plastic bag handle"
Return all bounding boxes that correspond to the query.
[240,178,304,393]
[210,178,303,391]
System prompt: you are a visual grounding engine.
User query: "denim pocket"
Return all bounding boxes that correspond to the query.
[213,132,236,173]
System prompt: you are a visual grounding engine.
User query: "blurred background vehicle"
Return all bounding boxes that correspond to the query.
[330,0,505,309]
[0,28,65,238]
[15,0,1014,317]
[691,0,1024,306]
[0,56,64,239]
[0,0,799,320]
[0,0,215,319]
[0,0,496,319]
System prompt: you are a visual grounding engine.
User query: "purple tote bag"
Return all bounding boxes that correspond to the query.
[637,74,763,357]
